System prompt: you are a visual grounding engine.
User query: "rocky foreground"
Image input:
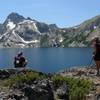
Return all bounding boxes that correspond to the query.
[0,67,99,100]
[57,66,100,100]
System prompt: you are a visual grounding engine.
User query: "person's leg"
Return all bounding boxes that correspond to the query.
[95,61,100,75]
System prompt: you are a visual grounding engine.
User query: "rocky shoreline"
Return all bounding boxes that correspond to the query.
[0,67,99,100]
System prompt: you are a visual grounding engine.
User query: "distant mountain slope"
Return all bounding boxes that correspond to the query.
[0,13,100,48]
[61,15,100,47]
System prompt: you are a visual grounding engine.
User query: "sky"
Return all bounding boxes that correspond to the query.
[0,0,100,28]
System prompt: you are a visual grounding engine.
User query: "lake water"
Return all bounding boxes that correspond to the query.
[0,48,94,73]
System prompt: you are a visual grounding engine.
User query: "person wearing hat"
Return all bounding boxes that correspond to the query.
[14,52,27,68]
[92,36,100,75]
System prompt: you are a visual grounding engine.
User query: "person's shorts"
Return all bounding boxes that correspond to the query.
[94,54,100,61]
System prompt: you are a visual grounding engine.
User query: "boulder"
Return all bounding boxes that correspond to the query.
[0,70,10,79]
[23,79,54,100]
[56,83,69,100]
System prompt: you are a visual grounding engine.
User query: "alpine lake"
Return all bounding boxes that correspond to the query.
[0,47,94,73]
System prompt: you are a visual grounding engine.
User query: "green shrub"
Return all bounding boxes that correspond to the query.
[2,71,46,87]
[52,75,92,100]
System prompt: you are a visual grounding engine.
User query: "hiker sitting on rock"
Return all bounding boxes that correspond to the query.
[92,36,100,75]
[14,52,27,68]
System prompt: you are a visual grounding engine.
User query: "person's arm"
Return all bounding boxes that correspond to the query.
[93,45,96,58]
[25,59,27,65]
[22,57,27,67]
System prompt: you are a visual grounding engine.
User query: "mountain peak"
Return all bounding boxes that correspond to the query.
[6,12,25,24]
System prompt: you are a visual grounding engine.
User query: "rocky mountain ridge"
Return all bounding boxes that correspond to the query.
[0,13,100,48]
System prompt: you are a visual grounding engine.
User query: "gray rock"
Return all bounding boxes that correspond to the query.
[23,79,54,100]
[56,83,69,100]
[0,70,10,79]
[95,94,100,100]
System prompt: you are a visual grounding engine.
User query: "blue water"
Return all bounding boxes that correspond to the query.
[0,48,94,73]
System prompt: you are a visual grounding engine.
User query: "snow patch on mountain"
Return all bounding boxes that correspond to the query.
[22,39,39,44]
[18,19,41,34]
[11,30,39,44]
[11,30,25,43]
[7,21,16,30]
[18,20,37,30]
[0,31,10,40]
[59,37,63,42]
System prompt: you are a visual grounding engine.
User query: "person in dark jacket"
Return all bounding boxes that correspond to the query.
[14,52,27,68]
[92,36,100,75]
